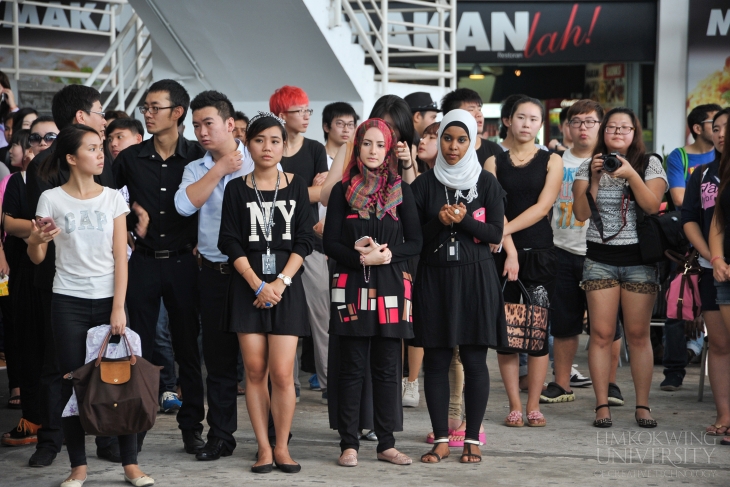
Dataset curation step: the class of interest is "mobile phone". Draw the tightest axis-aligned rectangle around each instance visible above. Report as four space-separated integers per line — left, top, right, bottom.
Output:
355 236 371 246
37 217 57 232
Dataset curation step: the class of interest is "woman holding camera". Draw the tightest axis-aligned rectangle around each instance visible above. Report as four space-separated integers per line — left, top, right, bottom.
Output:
572 107 667 428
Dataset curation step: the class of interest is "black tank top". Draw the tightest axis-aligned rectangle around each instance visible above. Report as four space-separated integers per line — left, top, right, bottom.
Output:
495 149 553 250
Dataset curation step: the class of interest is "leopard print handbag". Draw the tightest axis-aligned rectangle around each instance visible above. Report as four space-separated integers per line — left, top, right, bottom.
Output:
501 279 549 353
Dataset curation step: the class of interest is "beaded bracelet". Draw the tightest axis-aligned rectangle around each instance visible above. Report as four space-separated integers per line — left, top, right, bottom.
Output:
711 256 724 265
255 281 265 296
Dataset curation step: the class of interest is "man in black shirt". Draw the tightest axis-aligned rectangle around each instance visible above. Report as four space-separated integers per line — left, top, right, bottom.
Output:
271 86 330 404
440 88 504 164
24 85 117 468
114 79 206 455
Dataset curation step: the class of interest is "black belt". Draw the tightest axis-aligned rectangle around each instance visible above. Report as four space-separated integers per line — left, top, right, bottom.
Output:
134 247 191 259
200 256 230 275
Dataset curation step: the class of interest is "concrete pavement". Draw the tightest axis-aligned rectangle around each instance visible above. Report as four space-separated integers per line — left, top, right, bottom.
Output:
1 335 728 486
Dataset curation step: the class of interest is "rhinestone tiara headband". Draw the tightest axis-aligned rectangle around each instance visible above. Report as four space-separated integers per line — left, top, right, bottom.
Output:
249 111 286 127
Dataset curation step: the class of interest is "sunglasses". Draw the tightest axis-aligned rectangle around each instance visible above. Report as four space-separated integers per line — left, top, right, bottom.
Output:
29 132 58 145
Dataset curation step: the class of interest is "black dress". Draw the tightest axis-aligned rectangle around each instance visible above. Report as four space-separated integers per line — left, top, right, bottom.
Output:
218 173 315 336
323 182 422 338
411 170 508 348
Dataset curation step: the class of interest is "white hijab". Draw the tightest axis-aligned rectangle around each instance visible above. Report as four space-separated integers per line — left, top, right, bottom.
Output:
433 109 482 202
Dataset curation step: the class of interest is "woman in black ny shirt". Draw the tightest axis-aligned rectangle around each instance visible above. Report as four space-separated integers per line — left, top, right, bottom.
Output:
218 113 314 474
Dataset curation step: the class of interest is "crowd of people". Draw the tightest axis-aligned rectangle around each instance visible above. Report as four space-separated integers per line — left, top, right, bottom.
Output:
0 66 729 485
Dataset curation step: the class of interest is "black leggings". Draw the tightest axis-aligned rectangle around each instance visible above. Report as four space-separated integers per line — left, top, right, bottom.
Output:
52 293 138 467
423 345 489 442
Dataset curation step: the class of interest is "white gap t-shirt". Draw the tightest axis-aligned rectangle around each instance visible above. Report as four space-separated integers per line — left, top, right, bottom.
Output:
552 149 591 255
36 186 130 299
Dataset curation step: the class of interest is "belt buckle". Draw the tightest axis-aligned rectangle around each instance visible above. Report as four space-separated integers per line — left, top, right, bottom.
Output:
155 250 170 259
219 263 230 275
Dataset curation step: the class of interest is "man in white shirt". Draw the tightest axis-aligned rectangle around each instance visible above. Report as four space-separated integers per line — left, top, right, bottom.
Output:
541 100 625 407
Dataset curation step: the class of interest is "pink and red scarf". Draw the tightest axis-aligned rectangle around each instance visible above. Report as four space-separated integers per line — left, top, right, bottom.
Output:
342 118 403 220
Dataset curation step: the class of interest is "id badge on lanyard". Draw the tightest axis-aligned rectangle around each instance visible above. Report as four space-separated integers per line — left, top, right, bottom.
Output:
262 249 276 275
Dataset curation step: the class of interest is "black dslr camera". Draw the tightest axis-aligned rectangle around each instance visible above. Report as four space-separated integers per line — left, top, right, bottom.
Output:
600 152 623 173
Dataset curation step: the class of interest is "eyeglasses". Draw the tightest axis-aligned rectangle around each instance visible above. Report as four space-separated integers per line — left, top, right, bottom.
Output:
605 126 635 135
286 108 314 117
138 106 177 115
701 119 714 125
569 119 599 128
334 120 355 129
29 132 58 145
86 110 106 119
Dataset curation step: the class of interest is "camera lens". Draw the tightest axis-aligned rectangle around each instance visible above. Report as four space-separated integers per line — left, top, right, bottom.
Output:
602 156 621 173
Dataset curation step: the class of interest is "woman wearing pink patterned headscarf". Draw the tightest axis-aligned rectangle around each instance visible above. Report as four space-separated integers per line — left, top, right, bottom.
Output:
323 118 422 467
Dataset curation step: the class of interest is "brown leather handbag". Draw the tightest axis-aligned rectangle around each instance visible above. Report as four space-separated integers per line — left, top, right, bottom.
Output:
501 279 549 353
70 331 161 437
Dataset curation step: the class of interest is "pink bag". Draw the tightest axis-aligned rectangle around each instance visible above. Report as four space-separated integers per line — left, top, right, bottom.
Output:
665 250 702 320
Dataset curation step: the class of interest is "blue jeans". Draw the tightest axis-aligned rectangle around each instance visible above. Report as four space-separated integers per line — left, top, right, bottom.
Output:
662 318 705 381
153 299 177 395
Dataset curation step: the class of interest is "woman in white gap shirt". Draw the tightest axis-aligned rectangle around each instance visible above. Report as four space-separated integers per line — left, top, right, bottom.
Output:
27 124 153 487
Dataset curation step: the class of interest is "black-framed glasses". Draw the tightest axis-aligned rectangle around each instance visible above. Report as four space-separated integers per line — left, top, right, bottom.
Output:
86 109 106 119
569 119 599 128
605 126 635 134
286 108 314 117
29 132 58 145
334 120 355 129
138 105 177 115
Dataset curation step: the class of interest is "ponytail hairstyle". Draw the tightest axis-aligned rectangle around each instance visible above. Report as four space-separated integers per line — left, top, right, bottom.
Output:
38 124 99 183
593 107 646 173
711 108 730 231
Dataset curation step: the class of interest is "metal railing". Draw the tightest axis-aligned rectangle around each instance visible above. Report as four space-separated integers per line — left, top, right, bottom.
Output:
331 0 457 91
0 0 153 113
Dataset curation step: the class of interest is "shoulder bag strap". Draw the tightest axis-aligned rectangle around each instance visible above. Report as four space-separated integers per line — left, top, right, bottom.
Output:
585 187 628 243
679 147 689 181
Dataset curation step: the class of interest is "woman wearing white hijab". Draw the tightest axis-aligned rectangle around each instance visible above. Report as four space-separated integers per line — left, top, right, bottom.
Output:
411 109 508 464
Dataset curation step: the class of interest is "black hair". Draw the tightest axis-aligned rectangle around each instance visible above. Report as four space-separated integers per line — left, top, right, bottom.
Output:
3 111 14 125
147 79 190 126
234 111 249 123
322 102 359 141
106 117 144 137
38 124 100 183
499 94 528 139
104 110 130 122
687 103 723 140
368 95 414 148
190 90 235 122
245 116 287 146
12 107 38 132
440 88 483 115
509 96 545 122
29 115 55 132
10 128 31 151
0 70 10 121
51 85 101 130
559 107 570 124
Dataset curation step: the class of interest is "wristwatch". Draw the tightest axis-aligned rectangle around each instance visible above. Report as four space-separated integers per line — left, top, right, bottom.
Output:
277 273 292 286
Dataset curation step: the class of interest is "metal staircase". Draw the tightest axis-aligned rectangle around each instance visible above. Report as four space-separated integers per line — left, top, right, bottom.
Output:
0 0 152 113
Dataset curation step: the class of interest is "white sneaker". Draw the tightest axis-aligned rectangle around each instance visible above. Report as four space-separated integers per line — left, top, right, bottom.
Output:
569 365 592 388
402 377 407 397
402 379 420 408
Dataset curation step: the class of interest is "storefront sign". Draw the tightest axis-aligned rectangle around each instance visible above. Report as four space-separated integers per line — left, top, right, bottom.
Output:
357 1 657 64
686 0 730 111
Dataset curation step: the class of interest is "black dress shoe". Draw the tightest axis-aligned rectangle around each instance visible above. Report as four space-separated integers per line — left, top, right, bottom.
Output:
182 429 205 454
195 438 232 461
29 448 56 467
273 452 301 474
97 442 122 463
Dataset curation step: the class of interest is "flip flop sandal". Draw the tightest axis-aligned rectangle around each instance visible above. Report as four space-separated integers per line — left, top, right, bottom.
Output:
504 410 524 427
421 438 449 463
526 410 546 427
459 440 482 464
706 424 729 436
426 428 454 444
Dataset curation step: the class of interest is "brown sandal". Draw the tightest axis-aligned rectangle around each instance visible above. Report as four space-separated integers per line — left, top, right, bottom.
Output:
459 439 482 464
421 438 449 463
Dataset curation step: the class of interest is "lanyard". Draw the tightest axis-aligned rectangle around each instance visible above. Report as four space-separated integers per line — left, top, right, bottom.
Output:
251 172 280 254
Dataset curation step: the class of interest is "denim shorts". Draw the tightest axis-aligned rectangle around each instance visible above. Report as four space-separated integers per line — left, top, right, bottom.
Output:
580 258 659 294
714 279 730 305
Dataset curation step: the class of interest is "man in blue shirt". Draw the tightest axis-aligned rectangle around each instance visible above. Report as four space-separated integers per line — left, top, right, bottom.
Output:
174 91 251 460
667 104 722 208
